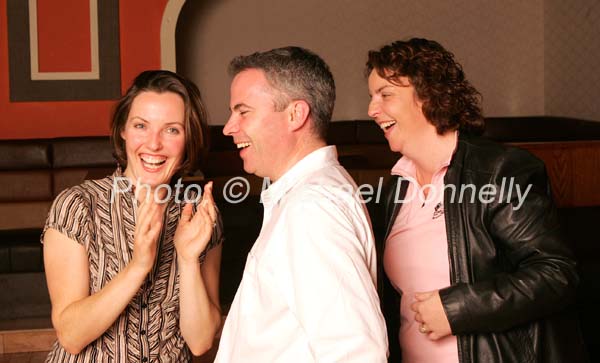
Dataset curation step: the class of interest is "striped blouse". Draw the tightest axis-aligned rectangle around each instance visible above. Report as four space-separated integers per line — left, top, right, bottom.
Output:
42 170 223 363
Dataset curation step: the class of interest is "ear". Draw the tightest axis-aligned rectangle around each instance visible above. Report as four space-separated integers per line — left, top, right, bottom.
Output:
287 100 310 132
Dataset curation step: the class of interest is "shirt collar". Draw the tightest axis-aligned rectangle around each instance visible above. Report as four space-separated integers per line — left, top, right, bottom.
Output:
261 145 338 207
391 130 458 177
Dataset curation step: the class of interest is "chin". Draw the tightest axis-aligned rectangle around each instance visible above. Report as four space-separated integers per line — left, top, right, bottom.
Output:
137 171 173 187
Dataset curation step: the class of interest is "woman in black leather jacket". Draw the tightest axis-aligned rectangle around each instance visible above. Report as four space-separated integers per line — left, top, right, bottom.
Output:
366 38 587 363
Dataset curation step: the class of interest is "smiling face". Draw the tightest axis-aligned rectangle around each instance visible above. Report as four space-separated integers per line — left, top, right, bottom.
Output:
367 70 436 155
120 91 186 189
223 68 292 181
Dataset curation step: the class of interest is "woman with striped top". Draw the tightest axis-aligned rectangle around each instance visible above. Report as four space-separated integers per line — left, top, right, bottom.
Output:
42 70 223 362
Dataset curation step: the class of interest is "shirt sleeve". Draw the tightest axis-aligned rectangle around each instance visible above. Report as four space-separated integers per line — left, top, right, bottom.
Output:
277 189 388 362
41 187 93 247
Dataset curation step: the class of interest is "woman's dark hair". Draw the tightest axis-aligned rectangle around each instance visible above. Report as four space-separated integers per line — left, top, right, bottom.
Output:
366 38 484 135
110 70 209 175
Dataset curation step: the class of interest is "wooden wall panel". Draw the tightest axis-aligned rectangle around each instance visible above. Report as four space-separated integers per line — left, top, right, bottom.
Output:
515 141 600 207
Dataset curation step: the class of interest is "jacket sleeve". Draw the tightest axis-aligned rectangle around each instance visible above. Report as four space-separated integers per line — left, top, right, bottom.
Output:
439 150 579 334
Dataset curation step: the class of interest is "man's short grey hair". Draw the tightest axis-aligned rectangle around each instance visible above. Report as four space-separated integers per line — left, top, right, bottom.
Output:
229 46 335 140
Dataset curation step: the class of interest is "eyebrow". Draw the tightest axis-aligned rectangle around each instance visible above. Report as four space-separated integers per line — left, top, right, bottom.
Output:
231 103 252 112
369 85 394 97
128 116 148 123
128 117 183 125
376 85 394 93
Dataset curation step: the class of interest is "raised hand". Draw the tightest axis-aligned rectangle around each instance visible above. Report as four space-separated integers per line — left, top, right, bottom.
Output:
174 182 217 264
130 192 166 274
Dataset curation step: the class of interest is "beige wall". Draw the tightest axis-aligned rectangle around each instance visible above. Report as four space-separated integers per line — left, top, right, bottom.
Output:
544 0 600 121
176 0 598 125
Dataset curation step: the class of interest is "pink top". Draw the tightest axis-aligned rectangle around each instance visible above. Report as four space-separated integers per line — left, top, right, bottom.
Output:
384 137 459 363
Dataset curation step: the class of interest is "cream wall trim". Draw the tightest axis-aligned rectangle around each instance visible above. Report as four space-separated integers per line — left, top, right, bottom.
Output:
29 0 99 80
161 0 186 71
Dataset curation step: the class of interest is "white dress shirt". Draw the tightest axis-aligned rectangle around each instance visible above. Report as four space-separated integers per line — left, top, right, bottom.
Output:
215 145 388 362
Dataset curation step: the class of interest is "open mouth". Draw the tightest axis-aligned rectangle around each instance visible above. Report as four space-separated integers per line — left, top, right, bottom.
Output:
140 155 166 170
236 142 251 149
379 121 396 131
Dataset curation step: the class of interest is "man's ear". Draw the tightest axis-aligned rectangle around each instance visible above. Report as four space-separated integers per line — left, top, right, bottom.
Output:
288 100 310 132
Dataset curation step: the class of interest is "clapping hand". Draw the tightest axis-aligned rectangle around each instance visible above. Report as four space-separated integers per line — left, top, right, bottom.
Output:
131 191 167 273
174 182 217 264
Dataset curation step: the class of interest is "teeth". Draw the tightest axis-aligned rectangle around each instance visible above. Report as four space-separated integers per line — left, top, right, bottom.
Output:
380 121 396 130
236 142 251 149
141 155 166 165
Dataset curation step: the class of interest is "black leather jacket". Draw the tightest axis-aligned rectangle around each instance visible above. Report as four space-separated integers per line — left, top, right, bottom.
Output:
380 134 588 362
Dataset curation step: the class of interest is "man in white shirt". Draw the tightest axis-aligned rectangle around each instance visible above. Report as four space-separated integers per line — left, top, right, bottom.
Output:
214 46 388 363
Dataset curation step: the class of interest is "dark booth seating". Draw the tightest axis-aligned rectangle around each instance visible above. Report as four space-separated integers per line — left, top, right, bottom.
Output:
1 117 599 359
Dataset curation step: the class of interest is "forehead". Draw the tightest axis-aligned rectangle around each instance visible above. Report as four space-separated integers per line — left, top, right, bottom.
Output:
230 69 275 101
368 70 411 90
131 91 183 108
128 91 185 122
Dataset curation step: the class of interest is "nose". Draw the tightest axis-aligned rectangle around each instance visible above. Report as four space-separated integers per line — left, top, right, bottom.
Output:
223 114 238 136
367 98 380 119
147 130 163 151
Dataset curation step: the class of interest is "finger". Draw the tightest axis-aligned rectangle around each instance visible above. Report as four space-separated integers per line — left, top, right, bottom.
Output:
414 291 434 301
180 203 193 223
204 181 213 198
147 206 164 239
410 301 419 312
202 201 217 227
193 201 212 225
135 200 154 235
155 187 168 202
199 183 213 208
137 191 159 224
149 215 163 238
135 195 150 225
414 312 423 323
195 205 216 236
202 182 217 223
428 332 440 341
143 200 164 234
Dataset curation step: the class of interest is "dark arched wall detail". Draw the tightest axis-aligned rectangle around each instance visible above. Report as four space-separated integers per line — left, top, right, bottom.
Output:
7 0 121 102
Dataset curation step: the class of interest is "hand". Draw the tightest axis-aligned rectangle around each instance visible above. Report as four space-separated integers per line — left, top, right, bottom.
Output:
411 290 452 340
131 192 166 273
174 182 217 265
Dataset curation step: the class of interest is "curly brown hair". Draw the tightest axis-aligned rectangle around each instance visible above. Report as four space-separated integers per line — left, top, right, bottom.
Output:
366 38 484 135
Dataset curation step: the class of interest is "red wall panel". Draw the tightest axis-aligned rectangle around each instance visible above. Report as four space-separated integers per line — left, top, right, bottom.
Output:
0 0 170 139
37 0 92 72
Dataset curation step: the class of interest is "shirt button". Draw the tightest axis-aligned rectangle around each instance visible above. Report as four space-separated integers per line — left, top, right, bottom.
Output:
141 303 148 308
142 357 148 362
140 330 146 335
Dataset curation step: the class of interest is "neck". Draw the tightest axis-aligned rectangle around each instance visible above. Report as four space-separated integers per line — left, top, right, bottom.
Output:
270 134 326 182
406 130 457 185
